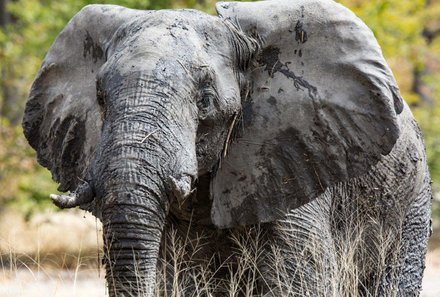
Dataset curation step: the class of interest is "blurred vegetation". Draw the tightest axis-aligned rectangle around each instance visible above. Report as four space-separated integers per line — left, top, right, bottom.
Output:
0 0 439 220
0 120 57 219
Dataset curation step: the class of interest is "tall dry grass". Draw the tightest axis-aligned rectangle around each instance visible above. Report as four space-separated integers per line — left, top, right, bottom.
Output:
0 209 106 297
0 204 415 297
103 210 406 297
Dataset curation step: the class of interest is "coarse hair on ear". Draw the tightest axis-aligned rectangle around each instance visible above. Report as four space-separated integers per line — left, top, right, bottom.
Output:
22 5 148 192
211 0 404 228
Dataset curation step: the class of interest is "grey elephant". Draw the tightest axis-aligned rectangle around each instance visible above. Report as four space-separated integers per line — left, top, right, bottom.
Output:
22 0 432 296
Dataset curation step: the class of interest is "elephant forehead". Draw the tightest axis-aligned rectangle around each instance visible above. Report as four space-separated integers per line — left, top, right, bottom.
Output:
108 10 230 52
101 12 234 77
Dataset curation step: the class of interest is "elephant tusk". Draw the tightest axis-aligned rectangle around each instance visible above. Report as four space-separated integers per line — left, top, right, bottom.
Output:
50 181 95 209
169 175 194 206
50 193 79 209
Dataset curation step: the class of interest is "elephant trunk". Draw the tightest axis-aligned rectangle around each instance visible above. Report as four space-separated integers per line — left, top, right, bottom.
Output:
103 186 165 296
96 74 198 296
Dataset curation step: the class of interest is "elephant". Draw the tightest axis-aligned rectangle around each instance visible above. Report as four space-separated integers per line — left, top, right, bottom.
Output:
22 0 432 296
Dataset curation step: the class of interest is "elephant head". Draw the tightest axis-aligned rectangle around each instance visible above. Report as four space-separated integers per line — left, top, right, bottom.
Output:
23 0 403 295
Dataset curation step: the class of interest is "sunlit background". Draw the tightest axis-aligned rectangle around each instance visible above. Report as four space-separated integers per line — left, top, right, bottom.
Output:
0 0 439 296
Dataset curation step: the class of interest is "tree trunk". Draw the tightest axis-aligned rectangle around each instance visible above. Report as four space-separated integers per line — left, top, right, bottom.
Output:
0 0 9 26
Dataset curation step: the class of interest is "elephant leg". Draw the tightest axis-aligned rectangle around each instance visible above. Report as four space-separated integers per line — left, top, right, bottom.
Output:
157 218 205 297
330 181 404 297
259 193 338 297
356 180 431 297
329 173 431 297
157 217 233 297
395 176 431 297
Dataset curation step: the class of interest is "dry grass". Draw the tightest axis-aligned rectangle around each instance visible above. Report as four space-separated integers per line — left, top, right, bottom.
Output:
146 195 426 297
119 214 405 297
0 209 103 270
0 209 105 297
0 208 438 297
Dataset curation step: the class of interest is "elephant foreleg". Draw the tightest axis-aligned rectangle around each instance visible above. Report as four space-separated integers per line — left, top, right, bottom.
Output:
260 193 338 297
395 175 431 296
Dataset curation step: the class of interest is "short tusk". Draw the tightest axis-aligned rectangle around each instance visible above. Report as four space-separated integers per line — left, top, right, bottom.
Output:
50 193 79 209
169 175 194 203
50 181 95 209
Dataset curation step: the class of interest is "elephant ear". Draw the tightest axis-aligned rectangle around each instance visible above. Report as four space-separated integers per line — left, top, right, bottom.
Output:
22 5 145 192
211 0 404 228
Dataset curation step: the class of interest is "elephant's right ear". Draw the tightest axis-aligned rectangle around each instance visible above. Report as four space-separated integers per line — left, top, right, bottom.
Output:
211 0 404 228
22 5 145 192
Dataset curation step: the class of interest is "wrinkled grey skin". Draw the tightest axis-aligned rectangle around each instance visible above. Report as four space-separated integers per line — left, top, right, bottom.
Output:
22 0 431 296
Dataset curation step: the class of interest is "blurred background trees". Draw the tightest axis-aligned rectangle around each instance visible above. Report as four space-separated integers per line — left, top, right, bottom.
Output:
1 0 439 221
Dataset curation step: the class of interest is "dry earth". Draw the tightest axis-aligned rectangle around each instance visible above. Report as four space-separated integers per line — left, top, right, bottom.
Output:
0 269 106 297
0 210 439 297
422 237 440 297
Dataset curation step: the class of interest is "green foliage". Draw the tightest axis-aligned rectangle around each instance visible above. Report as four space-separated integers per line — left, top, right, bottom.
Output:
0 119 58 217
415 107 440 182
339 0 426 103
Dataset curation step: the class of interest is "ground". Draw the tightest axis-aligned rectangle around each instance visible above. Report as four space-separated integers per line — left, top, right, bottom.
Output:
422 237 440 297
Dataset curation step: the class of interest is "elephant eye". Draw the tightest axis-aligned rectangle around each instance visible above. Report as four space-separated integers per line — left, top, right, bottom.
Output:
198 96 211 109
196 65 219 116
197 87 217 112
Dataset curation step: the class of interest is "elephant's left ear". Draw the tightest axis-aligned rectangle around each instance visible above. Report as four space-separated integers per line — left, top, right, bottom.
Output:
211 0 404 228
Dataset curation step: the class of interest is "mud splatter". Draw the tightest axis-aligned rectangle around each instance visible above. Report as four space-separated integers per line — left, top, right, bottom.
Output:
259 47 317 99
295 21 308 44
83 31 104 63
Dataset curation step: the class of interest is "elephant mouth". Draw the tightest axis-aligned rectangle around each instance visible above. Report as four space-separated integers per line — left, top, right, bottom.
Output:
169 172 214 225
